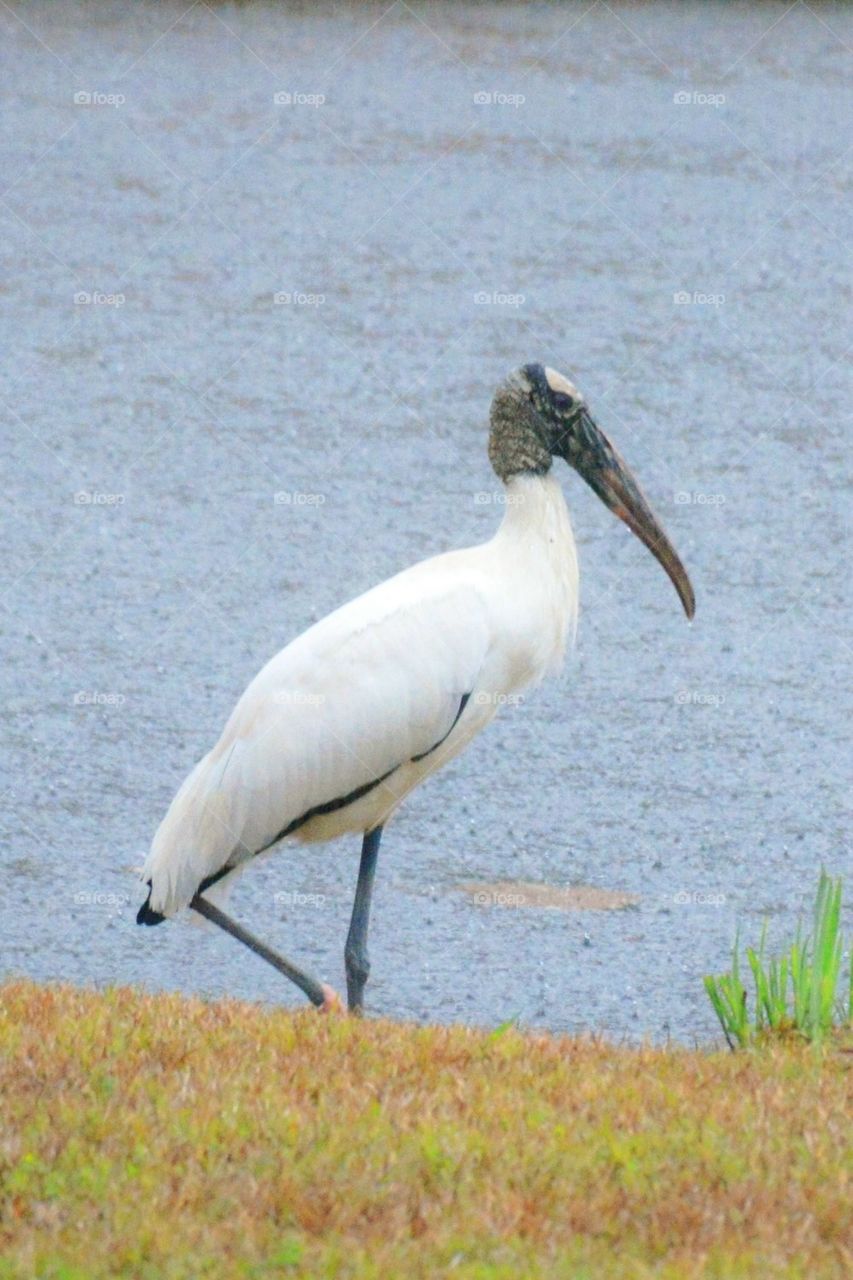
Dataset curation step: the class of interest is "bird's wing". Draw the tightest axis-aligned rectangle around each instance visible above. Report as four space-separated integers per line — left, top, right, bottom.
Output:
142 553 494 915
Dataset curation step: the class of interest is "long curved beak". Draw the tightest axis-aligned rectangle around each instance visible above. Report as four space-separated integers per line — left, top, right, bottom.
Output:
564 409 695 619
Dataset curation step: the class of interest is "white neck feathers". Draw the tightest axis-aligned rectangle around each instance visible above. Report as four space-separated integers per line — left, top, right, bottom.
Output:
493 471 580 656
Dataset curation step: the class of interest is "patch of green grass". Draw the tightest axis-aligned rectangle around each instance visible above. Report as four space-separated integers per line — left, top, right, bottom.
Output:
705 871 851 1048
0 980 850 1278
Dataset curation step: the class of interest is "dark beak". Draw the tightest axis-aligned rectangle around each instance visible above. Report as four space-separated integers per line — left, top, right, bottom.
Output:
563 409 695 619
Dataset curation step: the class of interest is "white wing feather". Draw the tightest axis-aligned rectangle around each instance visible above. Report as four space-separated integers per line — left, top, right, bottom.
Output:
142 551 493 915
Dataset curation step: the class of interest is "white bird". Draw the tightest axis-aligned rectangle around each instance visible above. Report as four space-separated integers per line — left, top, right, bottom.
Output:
138 364 694 1012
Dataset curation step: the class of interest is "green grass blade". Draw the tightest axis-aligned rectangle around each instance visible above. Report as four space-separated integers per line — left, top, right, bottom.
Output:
704 872 848 1047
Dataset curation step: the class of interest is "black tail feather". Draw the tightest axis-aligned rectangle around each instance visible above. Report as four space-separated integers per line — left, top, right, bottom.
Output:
137 863 234 926
136 881 165 926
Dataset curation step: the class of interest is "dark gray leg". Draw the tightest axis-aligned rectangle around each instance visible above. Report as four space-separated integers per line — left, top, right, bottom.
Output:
345 825 383 1013
190 894 340 1011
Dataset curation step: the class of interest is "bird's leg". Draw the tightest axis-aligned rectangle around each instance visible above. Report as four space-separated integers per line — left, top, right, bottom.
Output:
344 825 383 1014
190 894 341 1012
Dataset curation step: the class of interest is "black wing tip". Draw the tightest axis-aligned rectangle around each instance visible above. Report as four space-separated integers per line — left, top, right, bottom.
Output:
136 882 165 926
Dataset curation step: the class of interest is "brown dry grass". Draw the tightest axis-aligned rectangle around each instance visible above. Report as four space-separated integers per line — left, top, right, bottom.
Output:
0 980 850 1279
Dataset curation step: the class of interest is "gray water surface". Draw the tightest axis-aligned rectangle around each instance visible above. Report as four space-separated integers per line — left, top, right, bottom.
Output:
1 1 850 1042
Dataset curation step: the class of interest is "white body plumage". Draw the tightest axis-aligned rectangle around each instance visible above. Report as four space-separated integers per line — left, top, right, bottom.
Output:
142 472 578 918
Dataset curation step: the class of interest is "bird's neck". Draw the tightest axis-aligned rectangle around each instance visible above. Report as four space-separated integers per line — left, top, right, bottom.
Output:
493 471 579 641
495 471 573 546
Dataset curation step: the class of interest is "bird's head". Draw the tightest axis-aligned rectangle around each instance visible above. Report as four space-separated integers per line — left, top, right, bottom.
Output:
489 363 695 619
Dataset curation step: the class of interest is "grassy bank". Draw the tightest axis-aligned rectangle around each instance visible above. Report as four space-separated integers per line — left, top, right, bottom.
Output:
0 982 849 1279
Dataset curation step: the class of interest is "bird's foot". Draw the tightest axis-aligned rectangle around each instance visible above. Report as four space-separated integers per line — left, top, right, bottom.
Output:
317 983 343 1014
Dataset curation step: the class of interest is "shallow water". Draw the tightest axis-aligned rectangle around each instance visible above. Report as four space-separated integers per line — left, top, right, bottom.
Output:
1 1 850 1042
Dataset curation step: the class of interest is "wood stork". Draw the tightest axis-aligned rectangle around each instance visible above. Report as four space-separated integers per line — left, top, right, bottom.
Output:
138 364 694 1013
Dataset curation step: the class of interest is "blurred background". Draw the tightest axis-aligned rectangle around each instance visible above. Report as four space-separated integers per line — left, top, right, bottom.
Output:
1 0 850 1041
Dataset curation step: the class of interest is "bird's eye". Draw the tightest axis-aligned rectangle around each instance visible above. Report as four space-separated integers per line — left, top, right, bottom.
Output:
552 391 574 414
